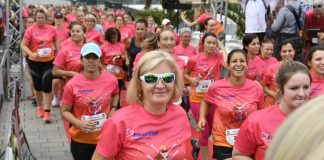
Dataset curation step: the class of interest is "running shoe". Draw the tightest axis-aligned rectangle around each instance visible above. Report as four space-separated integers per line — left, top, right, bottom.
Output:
44 112 51 123
51 96 58 107
191 138 200 160
32 96 37 106
37 107 44 118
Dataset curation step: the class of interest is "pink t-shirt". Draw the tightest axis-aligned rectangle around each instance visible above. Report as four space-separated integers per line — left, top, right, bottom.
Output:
125 23 136 38
310 70 324 99
257 55 279 72
246 56 265 81
234 105 287 160
197 13 211 24
172 54 185 76
55 26 70 48
66 14 77 24
173 44 197 65
53 40 83 78
62 72 119 144
103 22 116 31
205 78 264 147
186 52 224 102
101 41 125 66
261 62 281 107
118 26 131 44
23 24 57 62
132 51 145 72
86 28 104 45
95 103 191 159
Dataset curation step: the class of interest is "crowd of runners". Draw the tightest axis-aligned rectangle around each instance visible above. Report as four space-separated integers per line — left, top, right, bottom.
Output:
18 0 324 159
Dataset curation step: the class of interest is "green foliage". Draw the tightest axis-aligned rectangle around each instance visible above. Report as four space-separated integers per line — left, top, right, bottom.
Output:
227 3 245 38
134 9 165 25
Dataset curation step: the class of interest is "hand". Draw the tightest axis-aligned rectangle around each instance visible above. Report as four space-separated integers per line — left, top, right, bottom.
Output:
69 71 78 77
125 59 130 66
190 77 199 86
29 52 38 59
112 55 120 64
318 32 324 40
197 118 206 133
77 120 96 133
180 12 186 19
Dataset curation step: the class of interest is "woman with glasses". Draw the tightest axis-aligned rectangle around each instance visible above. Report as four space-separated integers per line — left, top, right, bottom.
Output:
233 61 311 160
198 49 264 160
92 51 191 159
61 43 119 160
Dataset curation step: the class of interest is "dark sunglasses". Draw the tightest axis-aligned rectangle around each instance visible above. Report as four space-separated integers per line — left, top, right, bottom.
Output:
140 73 175 84
314 4 322 9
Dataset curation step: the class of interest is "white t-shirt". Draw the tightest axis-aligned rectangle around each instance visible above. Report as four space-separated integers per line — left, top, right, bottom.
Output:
245 0 267 33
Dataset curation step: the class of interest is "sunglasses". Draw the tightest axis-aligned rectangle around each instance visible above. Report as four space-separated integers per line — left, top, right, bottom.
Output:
314 4 322 9
140 73 175 84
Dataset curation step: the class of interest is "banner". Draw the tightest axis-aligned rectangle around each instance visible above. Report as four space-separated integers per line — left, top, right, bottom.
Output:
5 81 34 160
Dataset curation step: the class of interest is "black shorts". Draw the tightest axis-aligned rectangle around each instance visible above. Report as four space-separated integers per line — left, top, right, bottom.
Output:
70 139 96 160
213 145 233 160
26 59 53 93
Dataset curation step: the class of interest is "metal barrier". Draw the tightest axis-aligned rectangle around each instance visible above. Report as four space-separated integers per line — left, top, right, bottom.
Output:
2 80 35 160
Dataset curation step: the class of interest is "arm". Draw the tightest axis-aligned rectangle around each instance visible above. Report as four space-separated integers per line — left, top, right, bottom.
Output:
262 85 277 99
217 39 228 68
232 147 253 160
91 151 112 160
21 40 38 59
108 94 119 117
184 68 198 86
124 39 131 66
52 66 78 78
180 12 199 27
60 103 95 133
197 100 211 132
271 8 286 32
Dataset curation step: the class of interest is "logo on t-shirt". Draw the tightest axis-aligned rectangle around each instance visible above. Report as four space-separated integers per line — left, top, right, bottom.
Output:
126 129 159 141
261 131 272 143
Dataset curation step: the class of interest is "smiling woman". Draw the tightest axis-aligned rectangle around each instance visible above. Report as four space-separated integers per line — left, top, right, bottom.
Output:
92 51 191 160
198 49 264 160
233 61 311 160
61 43 120 160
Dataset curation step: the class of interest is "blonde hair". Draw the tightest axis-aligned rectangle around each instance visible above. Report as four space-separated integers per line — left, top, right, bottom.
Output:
266 95 324 160
126 51 184 104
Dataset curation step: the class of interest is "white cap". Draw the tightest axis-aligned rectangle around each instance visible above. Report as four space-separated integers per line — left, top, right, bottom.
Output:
161 18 171 25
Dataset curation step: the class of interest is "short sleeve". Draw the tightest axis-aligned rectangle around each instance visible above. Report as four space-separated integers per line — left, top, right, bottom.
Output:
234 117 257 155
62 82 75 106
22 27 32 42
257 85 265 109
53 50 67 68
95 118 122 158
185 56 196 72
204 83 217 105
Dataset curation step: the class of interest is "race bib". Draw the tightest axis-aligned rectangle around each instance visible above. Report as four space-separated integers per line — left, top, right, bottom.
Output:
196 79 214 93
225 128 239 146
312 38 318 44
178 56 189 64
37 48 51 57
107 64 120 74
81 113 107 131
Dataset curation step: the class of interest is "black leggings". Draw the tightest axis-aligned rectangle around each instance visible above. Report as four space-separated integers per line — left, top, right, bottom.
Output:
27 59 53 93
213 145 233 160
70 139 96 160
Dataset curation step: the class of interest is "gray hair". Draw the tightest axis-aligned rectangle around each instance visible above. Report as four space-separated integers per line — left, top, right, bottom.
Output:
179 27 191 36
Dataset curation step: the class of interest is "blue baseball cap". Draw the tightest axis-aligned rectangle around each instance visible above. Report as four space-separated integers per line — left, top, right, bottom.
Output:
81 42 102 58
